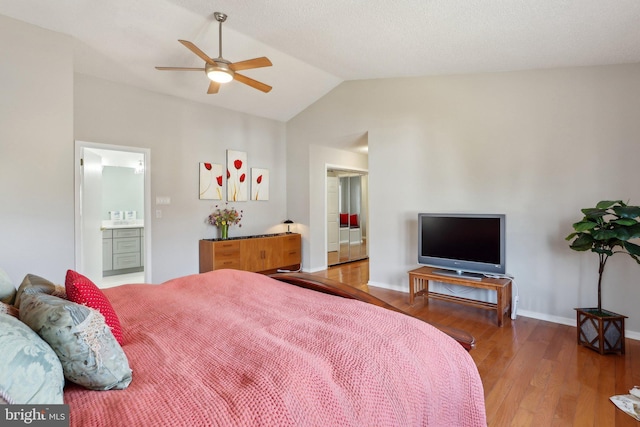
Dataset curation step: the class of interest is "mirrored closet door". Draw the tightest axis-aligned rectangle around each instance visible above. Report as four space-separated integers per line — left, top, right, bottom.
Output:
327 169 368 266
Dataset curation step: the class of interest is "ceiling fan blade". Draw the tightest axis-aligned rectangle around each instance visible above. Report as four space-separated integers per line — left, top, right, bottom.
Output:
234 73 272 93
207 81 221 94
155 67 205 71
178 40 216 65
229 57 272 71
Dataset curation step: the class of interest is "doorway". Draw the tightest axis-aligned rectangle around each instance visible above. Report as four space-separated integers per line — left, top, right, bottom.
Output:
74 141 151 287
327 169 368 266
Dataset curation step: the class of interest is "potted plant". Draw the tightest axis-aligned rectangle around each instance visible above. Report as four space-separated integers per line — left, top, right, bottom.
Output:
566 200 640 354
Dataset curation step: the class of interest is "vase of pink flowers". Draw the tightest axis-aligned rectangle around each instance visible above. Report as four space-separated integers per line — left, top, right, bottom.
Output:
206 203 243 239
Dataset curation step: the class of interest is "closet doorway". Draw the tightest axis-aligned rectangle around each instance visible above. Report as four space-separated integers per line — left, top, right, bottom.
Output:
327 169 368 266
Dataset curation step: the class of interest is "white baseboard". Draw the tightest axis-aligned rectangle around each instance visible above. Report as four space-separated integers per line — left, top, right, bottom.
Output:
516 309 640 341
516 309 574 327
302 266 325 273
367 281 640 341
368 280 406 292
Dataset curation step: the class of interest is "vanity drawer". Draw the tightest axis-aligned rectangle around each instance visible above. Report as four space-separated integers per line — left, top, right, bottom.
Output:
113 237 141 254
113 228 141 238
113 252 141 270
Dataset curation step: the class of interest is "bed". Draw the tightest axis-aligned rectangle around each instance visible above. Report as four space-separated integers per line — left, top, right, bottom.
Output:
6 269 486 426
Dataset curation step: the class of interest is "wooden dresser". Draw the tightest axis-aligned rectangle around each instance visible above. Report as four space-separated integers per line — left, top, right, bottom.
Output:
199 233 301 274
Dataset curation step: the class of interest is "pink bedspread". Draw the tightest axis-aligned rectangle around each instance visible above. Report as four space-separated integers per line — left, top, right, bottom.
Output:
64 269 486 426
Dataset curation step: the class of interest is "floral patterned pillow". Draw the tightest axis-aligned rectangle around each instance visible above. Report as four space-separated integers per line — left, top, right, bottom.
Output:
13 274 61 309
19 293 132 390
0 313 64 404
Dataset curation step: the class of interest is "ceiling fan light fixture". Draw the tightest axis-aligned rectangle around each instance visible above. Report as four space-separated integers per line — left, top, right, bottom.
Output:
207 69 233 83
206 62 234 83
156 12 272 93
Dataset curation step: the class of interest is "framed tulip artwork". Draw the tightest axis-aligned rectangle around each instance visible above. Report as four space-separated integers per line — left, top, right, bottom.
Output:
199 162 223 200
251 168 269 201
227 150 248 202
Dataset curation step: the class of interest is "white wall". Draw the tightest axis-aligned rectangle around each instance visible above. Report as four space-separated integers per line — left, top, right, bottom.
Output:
0 15 288 286
287 64 640 334
75 74 287 283
286 140 368 272
0 15 74 285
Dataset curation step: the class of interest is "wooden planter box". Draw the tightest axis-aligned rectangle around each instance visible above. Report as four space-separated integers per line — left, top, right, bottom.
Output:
575 308 627 355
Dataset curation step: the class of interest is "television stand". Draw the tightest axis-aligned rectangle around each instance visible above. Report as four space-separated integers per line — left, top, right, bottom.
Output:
431 269 484 281
408 266 512 327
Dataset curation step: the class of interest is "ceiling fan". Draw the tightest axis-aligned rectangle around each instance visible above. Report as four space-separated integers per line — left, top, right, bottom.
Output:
155 12 272 94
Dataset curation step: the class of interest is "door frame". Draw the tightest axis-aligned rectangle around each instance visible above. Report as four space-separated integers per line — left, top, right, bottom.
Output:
325 164 368 268
74 140 152 283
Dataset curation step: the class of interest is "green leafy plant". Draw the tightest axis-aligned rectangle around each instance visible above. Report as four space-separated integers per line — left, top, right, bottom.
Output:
566 200 640 313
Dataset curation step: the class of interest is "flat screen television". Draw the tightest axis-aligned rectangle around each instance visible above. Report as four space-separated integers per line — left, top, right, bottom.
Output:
418 213 506 280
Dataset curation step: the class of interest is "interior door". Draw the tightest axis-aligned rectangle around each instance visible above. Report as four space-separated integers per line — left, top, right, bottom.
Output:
327 176 339 252
79 149 103 284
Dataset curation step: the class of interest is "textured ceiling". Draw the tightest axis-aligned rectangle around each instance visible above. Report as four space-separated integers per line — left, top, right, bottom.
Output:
2 0 640 121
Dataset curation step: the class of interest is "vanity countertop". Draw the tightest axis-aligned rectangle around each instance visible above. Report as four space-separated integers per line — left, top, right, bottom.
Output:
102 220 144 230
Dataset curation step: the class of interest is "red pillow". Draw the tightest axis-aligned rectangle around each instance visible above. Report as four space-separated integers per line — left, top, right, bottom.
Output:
65 270 124 345
340 213 348 226
350 214 359 228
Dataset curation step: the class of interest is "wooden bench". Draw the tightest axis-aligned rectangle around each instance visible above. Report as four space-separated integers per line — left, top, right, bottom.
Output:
409 266 512 327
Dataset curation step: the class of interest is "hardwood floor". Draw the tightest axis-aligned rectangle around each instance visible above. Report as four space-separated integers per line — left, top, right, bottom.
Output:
311 260 640 426
327 241 368 266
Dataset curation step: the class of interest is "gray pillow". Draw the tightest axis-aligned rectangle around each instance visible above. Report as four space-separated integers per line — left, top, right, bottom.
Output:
0 268 15 305
19 293 132 390
14 274 58 309
0 313 64 404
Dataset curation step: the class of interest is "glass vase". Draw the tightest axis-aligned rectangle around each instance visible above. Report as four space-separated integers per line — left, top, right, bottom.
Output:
220 224 229 239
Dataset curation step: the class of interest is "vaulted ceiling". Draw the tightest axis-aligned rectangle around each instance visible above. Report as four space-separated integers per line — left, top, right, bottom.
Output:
2 0 640 121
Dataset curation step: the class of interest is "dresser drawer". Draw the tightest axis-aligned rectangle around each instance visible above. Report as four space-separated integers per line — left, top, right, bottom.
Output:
282 248 300 265
282 235 300 250
113 237 141 254
213 258 241 269
282 234 300 265
214 240 240 254
213 240 240 269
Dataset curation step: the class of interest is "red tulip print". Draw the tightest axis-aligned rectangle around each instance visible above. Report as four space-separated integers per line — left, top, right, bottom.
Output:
199 162 222 200
252 169 269 201
227 151 247 201
216 175 223 199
